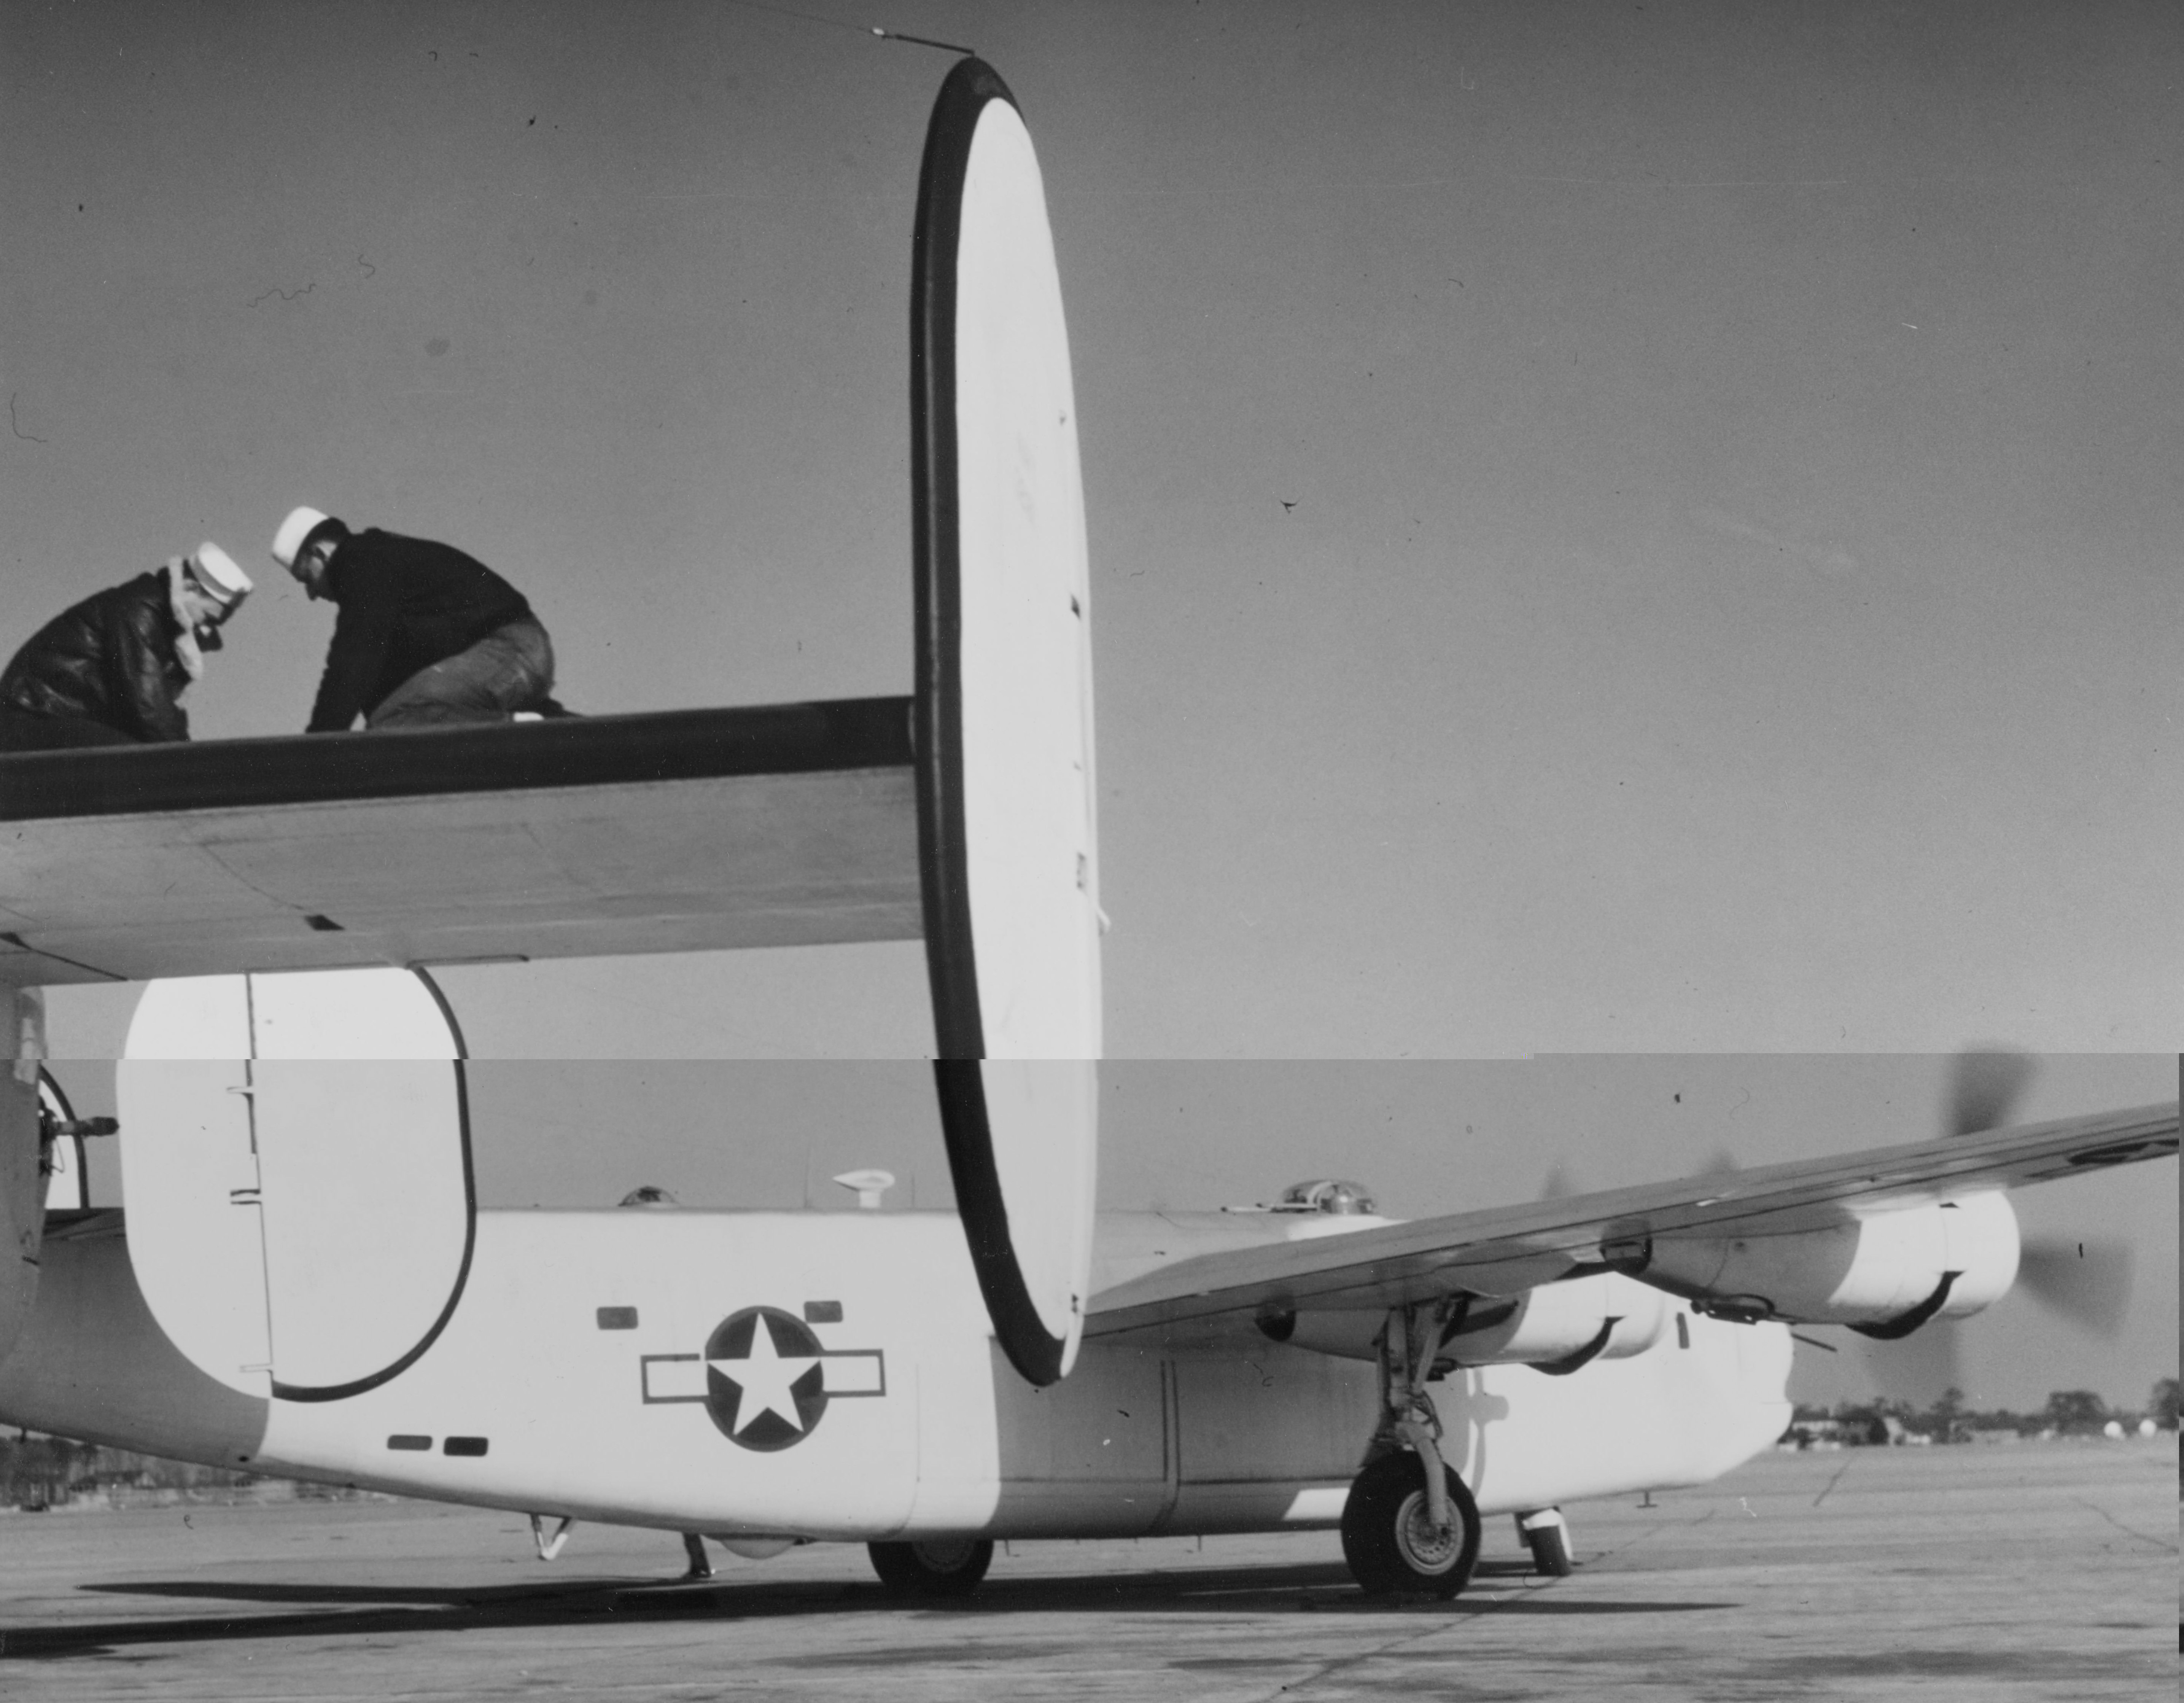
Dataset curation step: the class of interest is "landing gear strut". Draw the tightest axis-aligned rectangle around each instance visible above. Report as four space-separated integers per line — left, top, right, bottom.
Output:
1341 1303 1482 1597
1515 1507 1574 1576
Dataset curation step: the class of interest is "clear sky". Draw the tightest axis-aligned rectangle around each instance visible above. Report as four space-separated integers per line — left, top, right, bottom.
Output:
6 0 2177 1054
8 6 2178 1409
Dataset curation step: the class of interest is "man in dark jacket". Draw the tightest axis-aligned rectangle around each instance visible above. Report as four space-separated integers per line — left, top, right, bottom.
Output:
0 544 253 752
272 506 560 732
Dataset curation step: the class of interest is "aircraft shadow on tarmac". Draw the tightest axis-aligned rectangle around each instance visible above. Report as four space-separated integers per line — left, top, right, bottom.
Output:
6 1561 1735 1661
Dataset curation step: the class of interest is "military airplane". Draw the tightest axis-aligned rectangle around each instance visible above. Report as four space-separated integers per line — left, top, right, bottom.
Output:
0 61 2174 1600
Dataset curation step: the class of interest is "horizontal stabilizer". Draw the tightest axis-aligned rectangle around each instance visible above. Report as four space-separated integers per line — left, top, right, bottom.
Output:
0 699 917 985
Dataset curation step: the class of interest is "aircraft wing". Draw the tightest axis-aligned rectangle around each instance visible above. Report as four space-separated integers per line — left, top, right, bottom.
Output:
1083 1102 2179 1337
0 699 918 985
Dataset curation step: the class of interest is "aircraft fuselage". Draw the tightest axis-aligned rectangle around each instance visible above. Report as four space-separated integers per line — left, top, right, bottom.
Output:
0 1206 1791 1542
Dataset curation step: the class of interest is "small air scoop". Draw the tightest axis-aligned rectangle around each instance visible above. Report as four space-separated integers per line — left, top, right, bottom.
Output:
833 1169 896 1211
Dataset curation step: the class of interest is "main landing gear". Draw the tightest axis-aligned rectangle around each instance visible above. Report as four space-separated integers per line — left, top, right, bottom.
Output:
1342 1452 1483 1596
1341 1303 1483 1598
867 1536 994 1598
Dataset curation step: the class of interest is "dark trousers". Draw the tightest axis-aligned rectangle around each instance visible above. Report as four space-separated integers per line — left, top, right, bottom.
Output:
366 616 556 729
0 707 141 752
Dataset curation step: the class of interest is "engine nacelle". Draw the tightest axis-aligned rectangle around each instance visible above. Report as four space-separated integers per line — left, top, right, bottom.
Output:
1440 1272 1670 1370
1602 1193 2019 1330
1260 1272 1669 1374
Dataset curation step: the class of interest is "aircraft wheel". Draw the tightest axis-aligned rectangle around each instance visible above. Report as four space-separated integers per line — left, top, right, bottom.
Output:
1340 1452 1482 1598
1519 1510 1574 1577
867 1536 994 1597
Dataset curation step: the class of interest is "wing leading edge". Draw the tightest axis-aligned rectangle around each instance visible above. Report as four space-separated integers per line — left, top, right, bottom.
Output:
1083 1102 2179 1339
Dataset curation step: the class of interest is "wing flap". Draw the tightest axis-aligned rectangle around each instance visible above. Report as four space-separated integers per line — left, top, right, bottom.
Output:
1083 1103 2179 1339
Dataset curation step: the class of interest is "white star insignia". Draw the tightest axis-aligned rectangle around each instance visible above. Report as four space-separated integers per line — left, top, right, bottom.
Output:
710 1321 819 1435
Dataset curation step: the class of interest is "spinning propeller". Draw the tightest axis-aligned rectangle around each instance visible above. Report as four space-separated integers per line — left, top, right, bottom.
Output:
1869 1051 2135 1405
1947 1050 2134 1333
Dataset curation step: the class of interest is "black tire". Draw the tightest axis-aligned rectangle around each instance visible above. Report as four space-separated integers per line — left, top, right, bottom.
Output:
1341 1451 1483 1598
867 1536 994 1597
1523 1517 1574 1577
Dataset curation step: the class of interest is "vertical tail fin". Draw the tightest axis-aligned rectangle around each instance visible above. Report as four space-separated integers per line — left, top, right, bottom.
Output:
120 968 472 1402
911 61 1100 1385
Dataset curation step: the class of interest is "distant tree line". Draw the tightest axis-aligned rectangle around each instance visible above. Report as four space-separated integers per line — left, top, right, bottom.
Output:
0 1431 369 1510
1788 1377 2179 1447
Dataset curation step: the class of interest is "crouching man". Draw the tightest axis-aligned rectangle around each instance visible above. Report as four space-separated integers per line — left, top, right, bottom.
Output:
0 544 252 752
272 506 562 732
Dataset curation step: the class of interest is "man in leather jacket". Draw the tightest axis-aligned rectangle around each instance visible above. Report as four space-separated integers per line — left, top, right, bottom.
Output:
271 506 562 732
0 544 253 752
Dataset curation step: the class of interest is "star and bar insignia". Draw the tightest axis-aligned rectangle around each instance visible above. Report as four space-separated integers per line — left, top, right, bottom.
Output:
640 1306 885 1451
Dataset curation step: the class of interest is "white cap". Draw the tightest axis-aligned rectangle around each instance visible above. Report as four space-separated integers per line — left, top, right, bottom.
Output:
186 541 254 603
271 505 331 570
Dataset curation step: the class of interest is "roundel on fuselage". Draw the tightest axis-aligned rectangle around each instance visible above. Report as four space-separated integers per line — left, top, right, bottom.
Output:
910 59 1099 1388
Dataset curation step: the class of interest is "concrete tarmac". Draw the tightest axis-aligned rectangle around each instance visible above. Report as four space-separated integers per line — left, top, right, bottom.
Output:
0 1439 2173 1701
